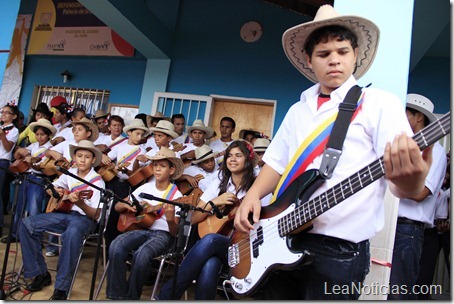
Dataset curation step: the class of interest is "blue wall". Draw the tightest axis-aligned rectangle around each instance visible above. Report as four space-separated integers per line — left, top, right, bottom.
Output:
16 0 450 132
408 56 450 114
18 0 147 119
166 0 312 131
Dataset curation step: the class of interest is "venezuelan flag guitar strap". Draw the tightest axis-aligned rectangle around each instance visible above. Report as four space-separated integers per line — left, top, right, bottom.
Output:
155 183 179 219
271 85 366 202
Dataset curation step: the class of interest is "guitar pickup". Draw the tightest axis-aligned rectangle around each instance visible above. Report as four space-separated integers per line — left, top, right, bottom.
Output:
228 243 239 267
252 226 263 258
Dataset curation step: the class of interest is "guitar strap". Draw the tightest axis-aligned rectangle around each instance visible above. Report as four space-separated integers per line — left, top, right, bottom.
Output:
319 85 365 179
155 183 179 220
271 85 367 202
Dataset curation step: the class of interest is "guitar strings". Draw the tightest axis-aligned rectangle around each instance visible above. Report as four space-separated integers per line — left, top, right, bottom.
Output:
230 114 450 272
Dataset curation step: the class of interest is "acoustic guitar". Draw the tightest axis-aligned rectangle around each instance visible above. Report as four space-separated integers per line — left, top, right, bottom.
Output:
40 158 70 176
118 188 203 232
46 189 93 213
127 163 154 187
198 197 242 238
96 161 130 182
9 156 42 174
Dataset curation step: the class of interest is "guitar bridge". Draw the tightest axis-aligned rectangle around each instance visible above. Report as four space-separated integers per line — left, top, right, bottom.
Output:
228 243 239 267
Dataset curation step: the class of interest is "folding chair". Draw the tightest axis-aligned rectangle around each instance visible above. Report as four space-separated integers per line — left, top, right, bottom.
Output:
42 198 113 299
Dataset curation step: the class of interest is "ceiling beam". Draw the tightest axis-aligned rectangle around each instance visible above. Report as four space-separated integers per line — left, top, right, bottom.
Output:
78 0 173 59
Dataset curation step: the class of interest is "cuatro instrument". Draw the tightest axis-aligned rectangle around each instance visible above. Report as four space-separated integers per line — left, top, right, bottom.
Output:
46 189 93 213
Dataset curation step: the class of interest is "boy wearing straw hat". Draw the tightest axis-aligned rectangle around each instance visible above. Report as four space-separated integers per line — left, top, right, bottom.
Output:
106 147 183 300
2 119 57 243
178 144 219 192
234 5 432 300
180 119 214 165
19 140 105 300
388 94 447 300
102 118 149 248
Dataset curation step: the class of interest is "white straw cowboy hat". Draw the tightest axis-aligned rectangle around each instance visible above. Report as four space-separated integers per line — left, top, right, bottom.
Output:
406 93 437 123
282 4 380 83
192 145 219 165
253 138 271 152
71 117 99 142
149 120 179 139
123 118 151 137
149 111 171 122
92 109 110 120
186 119 214 139
29 118 57 136
146 146 184 180
69 140 103 167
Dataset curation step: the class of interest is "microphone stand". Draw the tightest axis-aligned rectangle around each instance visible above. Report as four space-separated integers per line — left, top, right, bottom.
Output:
55 166 129 300
0 166 25 300
138 192 212 300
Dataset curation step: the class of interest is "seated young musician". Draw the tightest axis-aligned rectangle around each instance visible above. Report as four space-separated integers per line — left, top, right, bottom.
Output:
177 144 219 192
18 140 105 300
155 140 269 300
106 147 184 300
6 119 56 243
101 118 149 248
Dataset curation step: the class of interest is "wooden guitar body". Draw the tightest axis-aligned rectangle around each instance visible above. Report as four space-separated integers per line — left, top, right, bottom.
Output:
117 204 162 232
40 158 70 176
198 198 241 238
9 159 31 174
127 163 154 187
97 163 118 182
46 189 93 213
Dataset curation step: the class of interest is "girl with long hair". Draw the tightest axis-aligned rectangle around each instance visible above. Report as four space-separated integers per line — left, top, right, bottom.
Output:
156 140 264 300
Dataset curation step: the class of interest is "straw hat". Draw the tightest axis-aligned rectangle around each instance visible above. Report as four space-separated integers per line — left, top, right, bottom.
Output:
69 140 102 168
146 146 184 180
123 118 151 137
92 109 110 120
150 111 171 122
29 118 57 136
282 4 380 83
186 119 214 139
253 138 271 152
192 145 219 165
239 129 261 140
71 117 99 142
149 120 179 139
406 94 437 123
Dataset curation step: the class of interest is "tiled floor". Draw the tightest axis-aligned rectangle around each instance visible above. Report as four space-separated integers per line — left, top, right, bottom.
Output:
0 214 179 300
0 214 232 301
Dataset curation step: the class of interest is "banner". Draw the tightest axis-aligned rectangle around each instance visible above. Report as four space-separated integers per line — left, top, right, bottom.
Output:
0 14 32 108
27 0 134 56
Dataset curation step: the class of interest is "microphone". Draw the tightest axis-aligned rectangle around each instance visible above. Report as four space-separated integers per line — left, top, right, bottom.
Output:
131 194 144 216
44 178 60 199
208 201 223 219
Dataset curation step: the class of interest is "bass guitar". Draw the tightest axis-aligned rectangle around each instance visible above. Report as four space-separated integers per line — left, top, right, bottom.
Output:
198 197 242 238
46 189 93 213
227 112 451 297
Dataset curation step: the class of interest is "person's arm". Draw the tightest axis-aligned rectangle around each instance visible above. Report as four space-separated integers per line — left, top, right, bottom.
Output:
191 192 237 225
71 193 102 220
234 164 281 232
384 133 432 199
0 128 15 152
163 203 179 236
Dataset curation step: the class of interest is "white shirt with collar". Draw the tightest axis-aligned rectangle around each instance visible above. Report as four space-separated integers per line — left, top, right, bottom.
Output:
398 142 447 226
52 167 105 221
263 76 414 243
132 178 182 232
0 124 18 160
